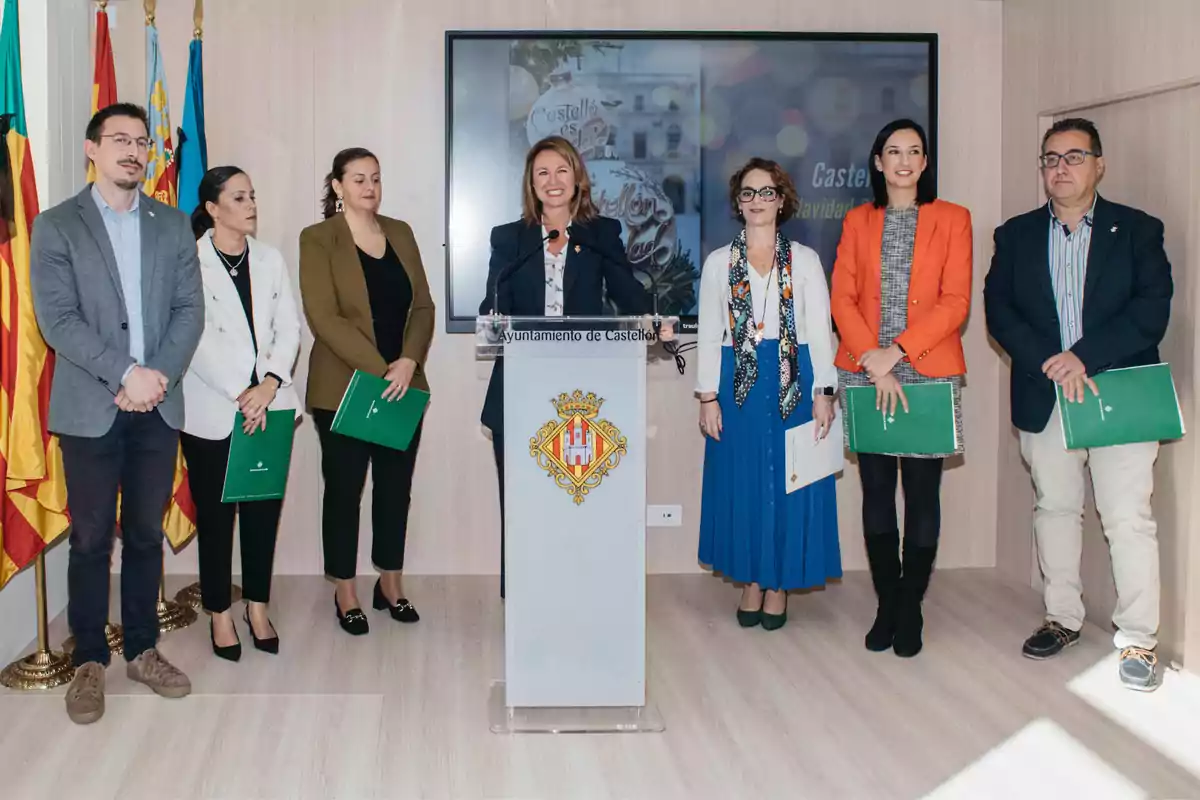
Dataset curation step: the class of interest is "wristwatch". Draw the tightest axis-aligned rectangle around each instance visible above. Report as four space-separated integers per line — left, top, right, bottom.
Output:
814 386 835 396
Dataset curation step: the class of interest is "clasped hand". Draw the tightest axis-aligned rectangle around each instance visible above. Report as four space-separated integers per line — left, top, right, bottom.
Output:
383 357 417 401
238 378 279 435
1042 351 1098 403
114 366 168 413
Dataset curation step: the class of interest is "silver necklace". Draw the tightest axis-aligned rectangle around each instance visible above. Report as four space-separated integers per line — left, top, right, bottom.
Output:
213 240 248 277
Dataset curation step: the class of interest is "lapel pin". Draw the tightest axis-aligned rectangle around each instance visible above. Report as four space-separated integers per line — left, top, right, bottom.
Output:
1110 225 1117 233
574 244 581 253
148 210 155 218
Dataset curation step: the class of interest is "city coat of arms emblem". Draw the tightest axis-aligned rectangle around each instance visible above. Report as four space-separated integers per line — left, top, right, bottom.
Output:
529 390 627 505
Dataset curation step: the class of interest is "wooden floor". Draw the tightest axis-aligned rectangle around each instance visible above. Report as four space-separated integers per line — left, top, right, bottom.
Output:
1 571 1197 799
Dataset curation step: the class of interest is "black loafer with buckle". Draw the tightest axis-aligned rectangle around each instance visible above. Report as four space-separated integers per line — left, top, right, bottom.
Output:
335 594 369 636
373 579 420 623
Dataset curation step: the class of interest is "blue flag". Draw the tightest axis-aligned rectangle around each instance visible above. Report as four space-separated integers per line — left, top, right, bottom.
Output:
177 36 206 216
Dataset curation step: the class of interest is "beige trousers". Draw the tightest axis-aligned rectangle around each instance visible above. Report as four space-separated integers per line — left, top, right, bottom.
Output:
1019 406 1160 650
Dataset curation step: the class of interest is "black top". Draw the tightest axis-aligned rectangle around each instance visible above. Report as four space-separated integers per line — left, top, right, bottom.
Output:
214 244 259 387
357 241 412 364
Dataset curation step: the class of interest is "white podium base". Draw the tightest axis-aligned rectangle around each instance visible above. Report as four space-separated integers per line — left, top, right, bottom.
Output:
487 680 665 734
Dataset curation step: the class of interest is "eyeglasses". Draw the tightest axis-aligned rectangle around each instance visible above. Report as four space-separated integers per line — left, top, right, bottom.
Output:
99 134 152 151
737 186 779 203
1039 149 1097 169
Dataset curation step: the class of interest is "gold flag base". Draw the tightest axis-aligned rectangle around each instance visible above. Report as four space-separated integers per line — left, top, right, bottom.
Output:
0 648 75 691
62 623 125 658
156 596 197 633
173 581 242 613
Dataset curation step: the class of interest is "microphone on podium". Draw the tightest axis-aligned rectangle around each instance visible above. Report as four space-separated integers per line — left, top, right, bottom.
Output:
490 228 560 321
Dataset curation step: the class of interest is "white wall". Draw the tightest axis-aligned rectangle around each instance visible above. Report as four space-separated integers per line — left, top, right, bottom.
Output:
0 0 91 665
106 0 1004 582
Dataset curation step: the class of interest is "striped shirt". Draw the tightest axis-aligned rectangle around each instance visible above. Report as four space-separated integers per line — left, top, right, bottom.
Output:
1047 197 1096 349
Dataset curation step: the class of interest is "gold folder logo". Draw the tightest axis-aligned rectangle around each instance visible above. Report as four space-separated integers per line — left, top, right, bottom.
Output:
529 390 627 505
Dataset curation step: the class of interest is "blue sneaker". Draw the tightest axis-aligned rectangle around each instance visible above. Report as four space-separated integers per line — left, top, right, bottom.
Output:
1118 647 1160 692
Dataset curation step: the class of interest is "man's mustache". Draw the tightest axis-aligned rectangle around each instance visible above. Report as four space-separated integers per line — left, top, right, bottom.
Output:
119 159 145 169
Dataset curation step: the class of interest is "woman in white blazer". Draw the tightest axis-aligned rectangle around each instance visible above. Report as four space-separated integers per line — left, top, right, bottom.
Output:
183 166 301 661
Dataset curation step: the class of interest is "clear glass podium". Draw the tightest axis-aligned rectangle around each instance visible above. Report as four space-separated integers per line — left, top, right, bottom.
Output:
477 314 675 734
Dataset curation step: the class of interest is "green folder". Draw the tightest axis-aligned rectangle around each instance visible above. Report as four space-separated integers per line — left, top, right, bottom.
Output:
846 382 957 455
221 410 297 503
330 370 429 451
1057 363 1185 450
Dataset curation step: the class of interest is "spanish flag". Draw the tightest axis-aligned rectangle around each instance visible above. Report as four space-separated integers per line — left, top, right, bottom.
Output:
86 1 117 185
0 0 70 588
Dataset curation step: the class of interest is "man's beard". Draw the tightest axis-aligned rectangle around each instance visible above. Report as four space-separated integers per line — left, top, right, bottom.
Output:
114 177 141 191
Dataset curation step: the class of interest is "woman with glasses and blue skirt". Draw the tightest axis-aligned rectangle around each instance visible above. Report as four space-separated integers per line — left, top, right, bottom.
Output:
696 158 841 631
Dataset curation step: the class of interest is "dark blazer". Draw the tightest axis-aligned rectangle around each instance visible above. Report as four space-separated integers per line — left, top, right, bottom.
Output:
983 195 1173 433
479 215 649 434
298 212 435 412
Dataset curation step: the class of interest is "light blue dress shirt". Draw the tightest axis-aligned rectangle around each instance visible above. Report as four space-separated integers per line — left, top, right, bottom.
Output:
1047 195 1096 350
90 184 144 369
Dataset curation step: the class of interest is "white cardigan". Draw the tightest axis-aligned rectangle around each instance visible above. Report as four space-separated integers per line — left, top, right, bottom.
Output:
182 231 302 440
695 241 838 398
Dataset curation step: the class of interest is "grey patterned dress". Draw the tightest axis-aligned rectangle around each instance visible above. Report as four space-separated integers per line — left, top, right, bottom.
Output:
838 207 965 458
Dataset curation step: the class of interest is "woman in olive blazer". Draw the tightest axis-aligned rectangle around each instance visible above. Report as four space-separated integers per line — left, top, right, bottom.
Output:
299 147 434 636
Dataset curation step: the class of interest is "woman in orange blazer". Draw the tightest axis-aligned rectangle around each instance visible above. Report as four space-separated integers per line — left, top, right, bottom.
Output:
830 119 972 659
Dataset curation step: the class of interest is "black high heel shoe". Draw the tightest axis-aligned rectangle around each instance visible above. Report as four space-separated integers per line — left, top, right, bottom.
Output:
210 615 242 661
373 579 419 623
761 592 788 631
243 606 280 654
334 593 369 636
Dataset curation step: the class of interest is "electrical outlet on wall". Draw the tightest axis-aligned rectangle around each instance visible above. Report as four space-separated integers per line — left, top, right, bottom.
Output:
647 505 682 527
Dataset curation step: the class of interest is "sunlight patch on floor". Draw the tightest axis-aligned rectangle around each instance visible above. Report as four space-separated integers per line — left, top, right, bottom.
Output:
923 718 1148 799
1068 652 1200 781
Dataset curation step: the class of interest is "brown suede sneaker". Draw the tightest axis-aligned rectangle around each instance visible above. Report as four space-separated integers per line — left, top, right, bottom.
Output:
65 661 106 725
126 649 191 698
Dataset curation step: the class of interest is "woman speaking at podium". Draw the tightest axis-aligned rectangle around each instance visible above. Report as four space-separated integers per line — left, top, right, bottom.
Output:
479 135 650 598
696 158 841 631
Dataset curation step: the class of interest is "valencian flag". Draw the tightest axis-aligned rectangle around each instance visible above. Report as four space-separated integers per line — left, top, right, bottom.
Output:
0 0 70 588
86 1 117 185
143 11 176 206
137 3 196 549
176 8 206 216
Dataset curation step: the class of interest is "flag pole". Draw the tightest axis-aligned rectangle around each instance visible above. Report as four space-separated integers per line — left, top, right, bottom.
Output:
174 0 238 614
0 554 75 690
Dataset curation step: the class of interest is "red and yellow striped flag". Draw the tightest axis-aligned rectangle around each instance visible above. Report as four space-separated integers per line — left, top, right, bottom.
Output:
85 1 117 185
0 0 70 589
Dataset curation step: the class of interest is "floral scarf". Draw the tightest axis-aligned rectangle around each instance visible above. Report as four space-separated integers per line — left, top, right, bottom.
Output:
726 228 799 419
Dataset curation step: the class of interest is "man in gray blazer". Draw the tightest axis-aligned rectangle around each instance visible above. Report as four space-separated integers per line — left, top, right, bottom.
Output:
30 103 204 724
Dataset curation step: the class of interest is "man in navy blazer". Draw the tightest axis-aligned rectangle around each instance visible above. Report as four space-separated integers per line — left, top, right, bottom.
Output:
984 118 1172 691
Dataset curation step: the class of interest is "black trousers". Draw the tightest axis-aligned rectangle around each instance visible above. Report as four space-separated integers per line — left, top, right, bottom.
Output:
59 411 178 667
492 432 505 598
180 432 283 613
858 453 944 547
312 409 422 580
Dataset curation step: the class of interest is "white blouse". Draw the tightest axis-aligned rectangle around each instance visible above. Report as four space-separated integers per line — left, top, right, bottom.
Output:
695 241 838 398
543 226 569 317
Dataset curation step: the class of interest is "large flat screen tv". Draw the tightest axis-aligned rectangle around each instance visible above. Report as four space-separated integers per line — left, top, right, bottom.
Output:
445 31 937 333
